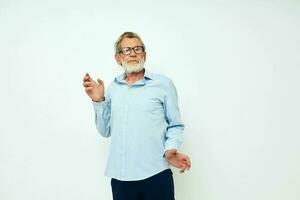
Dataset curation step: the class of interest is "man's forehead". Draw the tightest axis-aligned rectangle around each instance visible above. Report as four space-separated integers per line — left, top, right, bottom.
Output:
120 38 143 47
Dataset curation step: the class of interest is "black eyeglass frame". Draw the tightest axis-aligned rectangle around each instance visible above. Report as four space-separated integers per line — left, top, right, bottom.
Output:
118 46 145 55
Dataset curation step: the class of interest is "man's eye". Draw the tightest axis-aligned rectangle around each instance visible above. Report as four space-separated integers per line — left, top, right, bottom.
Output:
122 48 130 52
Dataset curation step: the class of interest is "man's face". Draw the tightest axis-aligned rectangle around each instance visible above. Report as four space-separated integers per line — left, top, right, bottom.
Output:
115 38 146 69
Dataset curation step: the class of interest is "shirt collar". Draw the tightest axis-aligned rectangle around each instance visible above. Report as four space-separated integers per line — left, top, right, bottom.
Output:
115 68 153 85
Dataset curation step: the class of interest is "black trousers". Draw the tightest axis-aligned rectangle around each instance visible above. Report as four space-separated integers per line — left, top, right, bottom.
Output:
111 169 175 200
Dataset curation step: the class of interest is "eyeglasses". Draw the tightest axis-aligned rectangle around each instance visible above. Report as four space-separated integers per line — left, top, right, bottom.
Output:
119 46 145 55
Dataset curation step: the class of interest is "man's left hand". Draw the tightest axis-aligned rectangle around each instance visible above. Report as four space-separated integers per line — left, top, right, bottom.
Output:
165 149 191 173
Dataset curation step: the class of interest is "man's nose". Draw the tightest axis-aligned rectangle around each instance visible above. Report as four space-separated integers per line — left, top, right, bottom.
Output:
129 49 137 56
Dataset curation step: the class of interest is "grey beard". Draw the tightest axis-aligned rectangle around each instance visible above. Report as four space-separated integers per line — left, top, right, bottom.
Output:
121 58 145 74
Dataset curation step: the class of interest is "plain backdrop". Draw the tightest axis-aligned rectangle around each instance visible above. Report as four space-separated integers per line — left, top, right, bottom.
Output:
0 0 299 200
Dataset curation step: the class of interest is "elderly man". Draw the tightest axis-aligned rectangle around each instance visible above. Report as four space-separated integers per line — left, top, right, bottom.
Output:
83 32 191 200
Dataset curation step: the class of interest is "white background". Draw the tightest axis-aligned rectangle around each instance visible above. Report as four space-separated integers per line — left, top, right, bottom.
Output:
0 0 299 200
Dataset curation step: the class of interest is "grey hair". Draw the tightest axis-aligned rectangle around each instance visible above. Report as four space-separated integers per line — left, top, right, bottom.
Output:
114 32 146 54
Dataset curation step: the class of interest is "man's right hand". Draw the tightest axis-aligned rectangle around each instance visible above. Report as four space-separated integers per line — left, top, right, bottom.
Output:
83 73 105 102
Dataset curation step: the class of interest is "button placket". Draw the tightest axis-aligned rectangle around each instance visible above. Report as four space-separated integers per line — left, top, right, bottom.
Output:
121 86 131 178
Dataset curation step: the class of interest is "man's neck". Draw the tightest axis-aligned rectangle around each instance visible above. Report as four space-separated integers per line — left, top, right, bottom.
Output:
125 69 145 85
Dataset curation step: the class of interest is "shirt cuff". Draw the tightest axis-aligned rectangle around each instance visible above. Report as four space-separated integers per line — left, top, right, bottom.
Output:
163 141 180 157
92 100 105 113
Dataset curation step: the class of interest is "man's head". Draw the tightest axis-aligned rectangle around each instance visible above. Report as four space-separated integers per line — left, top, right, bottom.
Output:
114 32 146 74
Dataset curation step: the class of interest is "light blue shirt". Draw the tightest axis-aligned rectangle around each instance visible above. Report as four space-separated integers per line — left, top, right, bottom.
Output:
92 69 184 181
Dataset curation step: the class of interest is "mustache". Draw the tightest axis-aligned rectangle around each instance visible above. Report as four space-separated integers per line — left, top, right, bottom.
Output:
128 60 139 63
120 57 145 65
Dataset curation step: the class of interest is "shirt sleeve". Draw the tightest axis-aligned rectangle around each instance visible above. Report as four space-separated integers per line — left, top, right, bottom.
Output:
163 79 184 154
92 84 112 138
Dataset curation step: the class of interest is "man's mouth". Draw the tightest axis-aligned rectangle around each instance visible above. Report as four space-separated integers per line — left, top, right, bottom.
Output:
128 60 139 63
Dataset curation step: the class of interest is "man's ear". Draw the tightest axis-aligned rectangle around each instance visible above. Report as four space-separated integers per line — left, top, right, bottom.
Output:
115 54 122 65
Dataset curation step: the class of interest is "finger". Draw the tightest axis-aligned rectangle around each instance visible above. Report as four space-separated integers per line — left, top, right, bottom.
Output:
186 156 191 168
83 76 90 82
97 78 103 85
83 73 91 81
183 162 190 171
180 167 186 173
182 156 191 168
182 161 190 170
182 160 189 168
179 163 188 173
83 81 93 87
180 167 184 173
85 87 93 92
